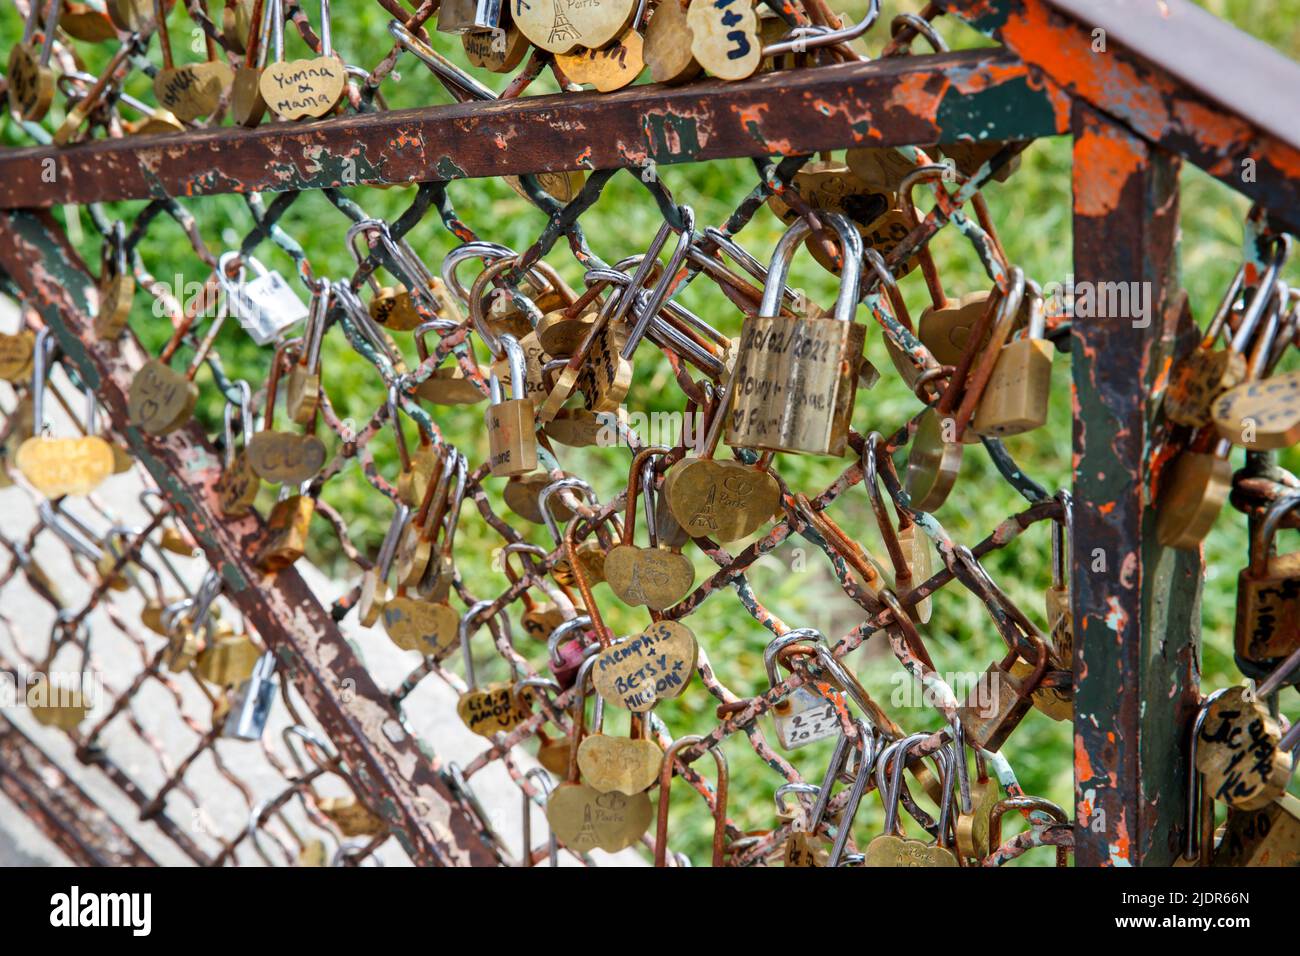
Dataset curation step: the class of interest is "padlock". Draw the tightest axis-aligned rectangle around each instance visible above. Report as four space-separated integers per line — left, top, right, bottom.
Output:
953 729 999 863
547 616 593 691
216 380 261 517
546 656 653 854
485 333 538 478
776 782 830 867
1235 491 1300 663
224 650 279 740
16 330 114 498
284 279 329 425
986 796 1071 866
196 631 263 687
418 451 468 602
358 504 409 628
257 486 315 572
604 447 695 611
971 281 1053 436
1046 499 1073 664
218 251 308 347
1214 794 1300 866
258 0 347 121
957 639 1047 753
456 600 533 738
764 630 842 750
576 695 663 796
231 0 275 126
726 213 865 456
415 319 489 405
501 543 569 641
95 221 134 341
1157 285 1286 550
1164 264 1251 427
538 477 611 588
437 0 502 33
1195 685 1292 810
0 329 35 382
8 0 62 121
861 734 958 867
152 0 234 123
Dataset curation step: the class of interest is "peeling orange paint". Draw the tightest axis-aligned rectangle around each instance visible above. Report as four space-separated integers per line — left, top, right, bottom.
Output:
1074 125 1144 217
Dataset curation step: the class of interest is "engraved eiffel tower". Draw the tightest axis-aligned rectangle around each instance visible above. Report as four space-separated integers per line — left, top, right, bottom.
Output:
548 0 581 44
576 804 598 847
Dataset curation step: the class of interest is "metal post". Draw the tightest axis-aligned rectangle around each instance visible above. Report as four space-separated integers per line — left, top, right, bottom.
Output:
1071 103 1201 866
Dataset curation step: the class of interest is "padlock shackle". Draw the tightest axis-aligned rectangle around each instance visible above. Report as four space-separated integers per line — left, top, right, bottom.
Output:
459 598 503 690
987 795 1069 862
488 332 528 402
563 516 607 644
1249 489 1300 574
759 213 863 322
619 445 671 547
548 615 591 666
389 19 497 103
470 256 535 357
1229 233 1290 353
763 627 825 688
621 206 695 361
862 431 914 585
29 327 54 434
655 734 729 868
827 722 882 866
538 476 599 545
297 278 330 373
221 379 254 466
774 781 821 818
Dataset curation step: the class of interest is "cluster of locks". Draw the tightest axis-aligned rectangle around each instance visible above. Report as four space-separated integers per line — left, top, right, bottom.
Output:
8 0 908 141
1 0 1297 869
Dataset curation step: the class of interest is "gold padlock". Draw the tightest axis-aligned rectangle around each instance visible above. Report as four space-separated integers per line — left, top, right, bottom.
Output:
726 214 865 457
284 280 329 426
485 334 537 478
957 640 1047 753
257 490 315 572
971 282 1053 437
1235 491 1300 663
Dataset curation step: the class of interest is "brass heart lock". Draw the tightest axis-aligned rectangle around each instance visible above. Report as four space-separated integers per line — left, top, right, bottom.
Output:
258 0 347 121
246 338 327 485
605 447 695 611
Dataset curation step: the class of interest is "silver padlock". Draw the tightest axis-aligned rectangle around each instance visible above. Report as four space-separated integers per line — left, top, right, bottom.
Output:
218 251 308 346
225 650 278 740
437 0 502 34
765 629 843 750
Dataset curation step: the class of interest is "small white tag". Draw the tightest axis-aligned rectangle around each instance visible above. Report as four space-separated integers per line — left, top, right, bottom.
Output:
229 270 308 345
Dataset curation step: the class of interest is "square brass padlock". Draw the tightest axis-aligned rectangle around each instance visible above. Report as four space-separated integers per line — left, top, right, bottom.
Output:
725 215 865 457
956 649 1043 752
257 494 315 572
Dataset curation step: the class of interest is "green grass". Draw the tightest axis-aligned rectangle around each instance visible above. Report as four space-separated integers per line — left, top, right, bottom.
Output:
2 0 1298 865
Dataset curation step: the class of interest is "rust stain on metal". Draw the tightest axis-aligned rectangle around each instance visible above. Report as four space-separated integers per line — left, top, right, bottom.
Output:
1072 124 1143 217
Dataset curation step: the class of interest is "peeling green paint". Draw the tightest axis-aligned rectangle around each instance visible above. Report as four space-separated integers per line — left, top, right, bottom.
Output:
434 156 468 180
935 73 1056 143
643 112 704 163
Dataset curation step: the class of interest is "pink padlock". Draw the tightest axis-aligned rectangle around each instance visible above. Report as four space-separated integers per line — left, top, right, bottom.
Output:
547 618 593 691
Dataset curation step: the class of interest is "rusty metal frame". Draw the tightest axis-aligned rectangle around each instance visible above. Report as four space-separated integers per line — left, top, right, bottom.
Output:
0 713 159 866
0 0 1297 866
0 210 499 867
0 47 1066 206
